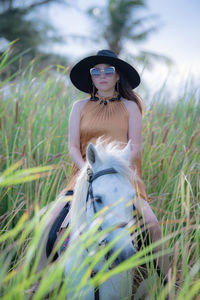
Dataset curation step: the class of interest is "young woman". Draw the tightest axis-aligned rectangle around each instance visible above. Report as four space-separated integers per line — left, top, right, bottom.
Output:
40 50 169 284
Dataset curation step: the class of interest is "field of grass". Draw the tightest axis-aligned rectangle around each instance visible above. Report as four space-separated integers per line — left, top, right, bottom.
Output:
0 54 200 299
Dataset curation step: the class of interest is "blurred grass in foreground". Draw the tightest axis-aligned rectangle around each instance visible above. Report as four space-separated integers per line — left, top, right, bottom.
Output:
0 53 199 299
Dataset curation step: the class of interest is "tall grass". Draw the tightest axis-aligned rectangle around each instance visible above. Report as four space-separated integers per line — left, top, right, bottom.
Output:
0 54 199 299
0 58 80 219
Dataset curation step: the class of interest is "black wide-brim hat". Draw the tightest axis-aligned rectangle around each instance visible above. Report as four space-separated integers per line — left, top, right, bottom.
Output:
70 49 140 93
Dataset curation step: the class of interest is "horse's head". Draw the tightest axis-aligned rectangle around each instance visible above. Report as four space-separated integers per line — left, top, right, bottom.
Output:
83 140 137 266
65 141 143 300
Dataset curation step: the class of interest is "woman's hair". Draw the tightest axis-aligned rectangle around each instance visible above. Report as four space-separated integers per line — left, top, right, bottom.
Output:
117 70 144 115
88 66 144 115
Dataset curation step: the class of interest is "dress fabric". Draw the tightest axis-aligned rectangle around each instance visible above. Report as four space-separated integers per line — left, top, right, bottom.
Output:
66 97 148 201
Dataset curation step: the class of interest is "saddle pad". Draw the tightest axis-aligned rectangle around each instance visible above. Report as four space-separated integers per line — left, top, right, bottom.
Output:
57 211 70 254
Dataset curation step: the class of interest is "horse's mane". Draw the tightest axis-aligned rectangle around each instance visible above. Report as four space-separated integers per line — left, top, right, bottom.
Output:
70 139 139 234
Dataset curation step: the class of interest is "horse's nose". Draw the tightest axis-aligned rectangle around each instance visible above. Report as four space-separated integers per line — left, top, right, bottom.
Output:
115 246 137 266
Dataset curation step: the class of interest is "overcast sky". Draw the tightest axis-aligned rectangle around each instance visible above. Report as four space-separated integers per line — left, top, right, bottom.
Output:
46 0 200 100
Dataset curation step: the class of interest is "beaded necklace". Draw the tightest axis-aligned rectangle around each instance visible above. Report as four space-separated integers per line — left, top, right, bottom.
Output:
90 92 121 105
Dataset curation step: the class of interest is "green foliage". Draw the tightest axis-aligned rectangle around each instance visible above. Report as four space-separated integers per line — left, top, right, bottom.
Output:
0 58 199 299
0 56 81 219
0 0 68 74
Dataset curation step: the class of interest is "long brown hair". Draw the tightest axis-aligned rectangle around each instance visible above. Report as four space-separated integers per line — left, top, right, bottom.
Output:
117 70 144 115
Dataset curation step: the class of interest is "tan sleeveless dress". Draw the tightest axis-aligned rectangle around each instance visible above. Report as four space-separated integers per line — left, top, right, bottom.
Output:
66 97 148 201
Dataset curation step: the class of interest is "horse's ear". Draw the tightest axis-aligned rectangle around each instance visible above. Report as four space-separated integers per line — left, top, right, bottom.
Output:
121 140 132 162
86 143 100 166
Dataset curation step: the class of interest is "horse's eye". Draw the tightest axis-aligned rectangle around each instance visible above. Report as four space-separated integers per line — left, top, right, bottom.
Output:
95 197 102 204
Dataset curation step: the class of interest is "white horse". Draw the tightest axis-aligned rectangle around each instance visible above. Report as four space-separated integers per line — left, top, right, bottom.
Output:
64 140 145 300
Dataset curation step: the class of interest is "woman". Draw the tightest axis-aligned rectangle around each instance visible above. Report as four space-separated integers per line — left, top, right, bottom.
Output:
40 50 169 283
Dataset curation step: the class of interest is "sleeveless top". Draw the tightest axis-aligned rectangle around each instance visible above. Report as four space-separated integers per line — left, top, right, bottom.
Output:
66 94 148 201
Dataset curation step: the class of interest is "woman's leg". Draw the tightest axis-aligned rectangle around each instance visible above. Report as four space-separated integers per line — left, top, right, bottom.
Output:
134 197 170 278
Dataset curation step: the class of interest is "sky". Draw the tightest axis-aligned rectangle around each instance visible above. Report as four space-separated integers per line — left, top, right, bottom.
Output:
45 0 200 100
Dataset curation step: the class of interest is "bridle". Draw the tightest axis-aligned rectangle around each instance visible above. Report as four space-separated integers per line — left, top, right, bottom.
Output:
85 167 120 300
85 166 130 250
86 167 117 209
86 166 129 226
85 165 131 232
85 166 136 300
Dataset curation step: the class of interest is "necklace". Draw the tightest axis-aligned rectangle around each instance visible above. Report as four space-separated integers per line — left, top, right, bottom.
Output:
90 92 121 105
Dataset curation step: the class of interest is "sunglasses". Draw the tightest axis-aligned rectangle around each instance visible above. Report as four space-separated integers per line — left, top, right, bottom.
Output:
90 66 116 77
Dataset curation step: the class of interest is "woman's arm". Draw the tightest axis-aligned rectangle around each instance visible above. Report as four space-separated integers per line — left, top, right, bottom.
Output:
125 101 142 165
68 100 87 169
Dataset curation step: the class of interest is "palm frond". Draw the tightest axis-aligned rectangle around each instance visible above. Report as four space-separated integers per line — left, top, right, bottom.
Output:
128 26 159 42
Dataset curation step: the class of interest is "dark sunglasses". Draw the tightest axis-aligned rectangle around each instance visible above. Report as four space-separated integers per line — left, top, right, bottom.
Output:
90 66 116 77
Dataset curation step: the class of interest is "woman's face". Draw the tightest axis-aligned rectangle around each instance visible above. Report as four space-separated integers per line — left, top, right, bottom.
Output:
90 63 119 94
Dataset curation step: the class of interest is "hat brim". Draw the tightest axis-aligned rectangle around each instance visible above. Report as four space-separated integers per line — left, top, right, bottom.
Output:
70 55 140 93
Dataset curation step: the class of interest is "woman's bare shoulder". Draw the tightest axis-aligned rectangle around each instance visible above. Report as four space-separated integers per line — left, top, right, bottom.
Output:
121 98 139 112
72 98 90 111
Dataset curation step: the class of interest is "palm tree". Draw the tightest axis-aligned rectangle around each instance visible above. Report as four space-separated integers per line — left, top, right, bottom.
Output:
0 0 68 74
87 0 172 67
